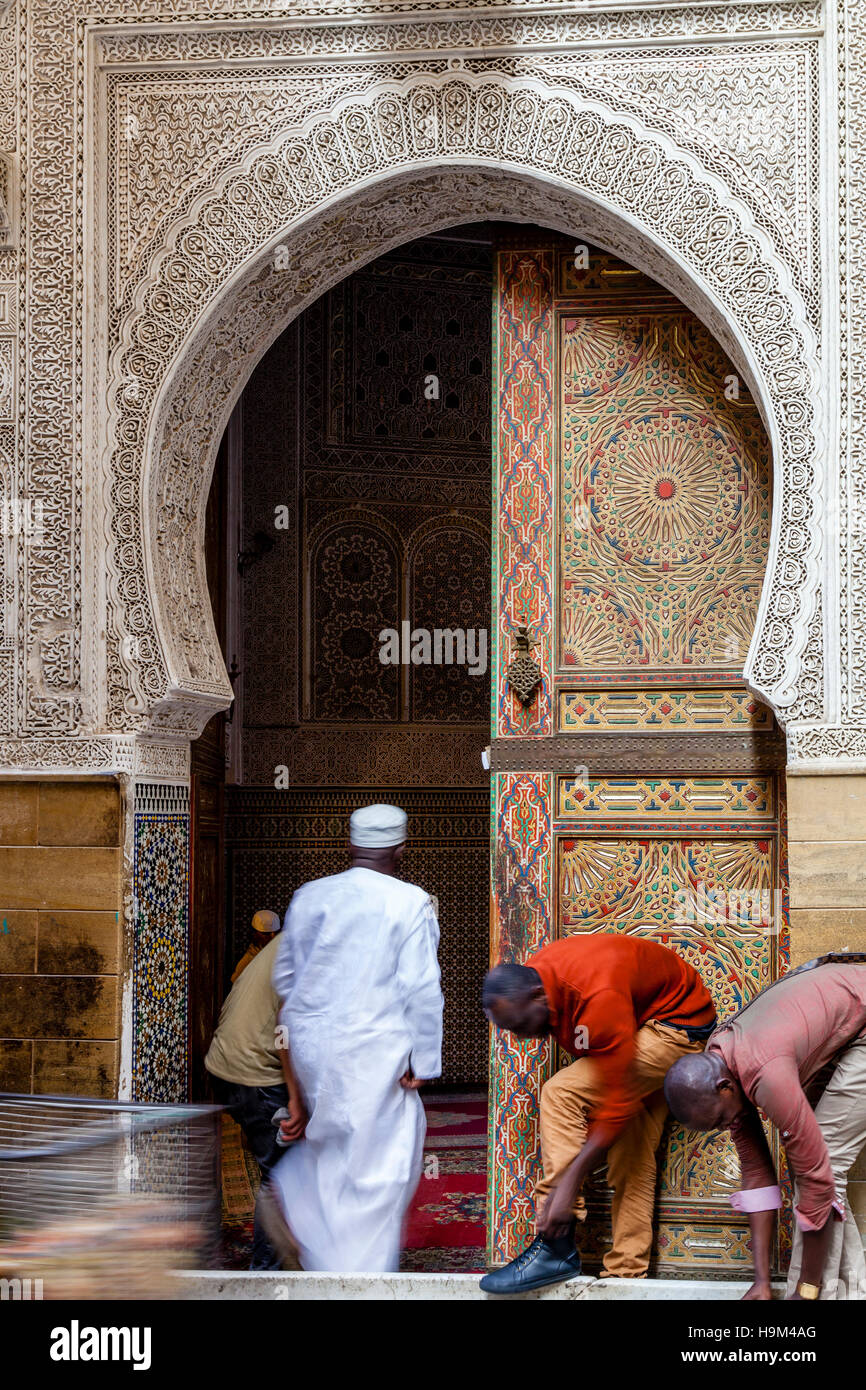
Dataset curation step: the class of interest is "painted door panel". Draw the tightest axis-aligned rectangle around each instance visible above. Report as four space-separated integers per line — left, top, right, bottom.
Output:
489 233 788 1274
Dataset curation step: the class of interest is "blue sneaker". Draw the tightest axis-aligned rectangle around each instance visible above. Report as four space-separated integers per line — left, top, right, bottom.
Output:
480 1236 582 1294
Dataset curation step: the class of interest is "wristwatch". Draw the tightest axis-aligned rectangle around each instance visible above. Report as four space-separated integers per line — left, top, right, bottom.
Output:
796 1281 821 1300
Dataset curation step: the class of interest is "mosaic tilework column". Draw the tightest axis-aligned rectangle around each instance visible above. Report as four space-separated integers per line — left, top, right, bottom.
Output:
488 770 554 1262
488 246 556 1263
132 783 190 1102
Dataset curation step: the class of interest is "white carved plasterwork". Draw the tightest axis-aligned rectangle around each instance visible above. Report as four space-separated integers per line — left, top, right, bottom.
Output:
838 0 866 728
0 282 13 334
18 1 80 740
0 734 188 781
0 338 11 417
97 69 823 740
123 0 815 14
0 11 14 750
0 153 13 259
95 0 824 71
110 70 390 299
0 0 848 772
0 5 15 155
105 40 821 317
0 413 11 733
519 46 818 294
0 1 13 745
788 724 866 767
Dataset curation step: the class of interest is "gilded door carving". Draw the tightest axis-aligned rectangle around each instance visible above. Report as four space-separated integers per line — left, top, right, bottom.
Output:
490 234 788 1274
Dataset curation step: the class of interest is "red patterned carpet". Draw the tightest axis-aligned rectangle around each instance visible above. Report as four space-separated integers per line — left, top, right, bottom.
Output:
219 1091 488 1273
400 1090 487 1273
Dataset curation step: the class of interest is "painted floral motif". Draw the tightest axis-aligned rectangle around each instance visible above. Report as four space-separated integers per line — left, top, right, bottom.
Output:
560 314 771 670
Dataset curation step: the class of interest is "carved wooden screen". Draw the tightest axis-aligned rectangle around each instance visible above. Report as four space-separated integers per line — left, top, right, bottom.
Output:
234 235 493 1086
489 233 789 1275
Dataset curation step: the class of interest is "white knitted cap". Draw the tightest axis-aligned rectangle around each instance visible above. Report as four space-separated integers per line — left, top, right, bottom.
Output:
349 803 408 848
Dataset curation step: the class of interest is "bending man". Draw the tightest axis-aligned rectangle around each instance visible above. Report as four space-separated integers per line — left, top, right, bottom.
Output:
481 933 716 1293
205 931 306 1268
267 803 443 1272
664 956 866 1300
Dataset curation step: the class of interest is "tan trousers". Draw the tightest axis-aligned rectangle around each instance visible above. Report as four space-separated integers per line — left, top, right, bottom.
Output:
535 1019 705 1277
786 1033 866 1301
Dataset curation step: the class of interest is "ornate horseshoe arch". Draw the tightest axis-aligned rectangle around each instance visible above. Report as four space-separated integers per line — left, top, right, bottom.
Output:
101 73 823 742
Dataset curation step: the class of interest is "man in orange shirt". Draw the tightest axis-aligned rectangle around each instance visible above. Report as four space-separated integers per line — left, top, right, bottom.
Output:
481 933 716 1294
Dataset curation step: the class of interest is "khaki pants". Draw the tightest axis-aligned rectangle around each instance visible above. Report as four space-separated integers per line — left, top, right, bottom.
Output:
786 1033 866 1301
535 1019 705 1278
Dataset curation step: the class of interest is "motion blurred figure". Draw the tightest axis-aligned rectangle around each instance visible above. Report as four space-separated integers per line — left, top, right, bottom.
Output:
205 933 306 1268
231 907 282 983
665 955 866 1301
267 803 443 1271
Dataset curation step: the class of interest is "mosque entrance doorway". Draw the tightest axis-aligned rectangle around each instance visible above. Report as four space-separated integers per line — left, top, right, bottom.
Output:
186 221 788 1276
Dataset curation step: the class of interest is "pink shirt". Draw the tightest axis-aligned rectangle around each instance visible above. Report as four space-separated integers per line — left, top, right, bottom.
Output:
708 963 866 1231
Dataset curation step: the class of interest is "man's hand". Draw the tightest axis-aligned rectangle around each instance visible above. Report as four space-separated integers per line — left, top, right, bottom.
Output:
399 1069 428 1090
742 1279 773 1301
279 1094 308 1142
745 1208 775 1300
277 1042 306 1140
536 1144 597 1242
537 1183 576 1241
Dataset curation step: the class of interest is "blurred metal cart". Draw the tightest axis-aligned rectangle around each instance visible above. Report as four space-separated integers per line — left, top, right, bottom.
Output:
0 1093 222 1299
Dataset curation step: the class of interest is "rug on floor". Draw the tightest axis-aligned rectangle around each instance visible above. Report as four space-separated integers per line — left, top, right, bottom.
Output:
218 1113 260 1270
217 1091 488 1273
400 1091 487 1274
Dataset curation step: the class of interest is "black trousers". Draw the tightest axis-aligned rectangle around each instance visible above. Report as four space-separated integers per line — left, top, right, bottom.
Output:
214 1077 288 1270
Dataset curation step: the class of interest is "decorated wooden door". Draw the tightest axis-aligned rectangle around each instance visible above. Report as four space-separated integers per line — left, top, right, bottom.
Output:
488 233 789 1275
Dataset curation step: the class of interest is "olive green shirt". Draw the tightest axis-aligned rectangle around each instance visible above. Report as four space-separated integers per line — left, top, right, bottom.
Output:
205 934 283 1087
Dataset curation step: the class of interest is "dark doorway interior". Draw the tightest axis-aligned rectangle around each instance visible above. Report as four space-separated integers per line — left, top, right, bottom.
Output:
188 433 227 1102
189 227 495 1093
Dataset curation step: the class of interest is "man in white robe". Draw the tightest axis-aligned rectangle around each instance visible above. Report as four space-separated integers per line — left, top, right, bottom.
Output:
268 803 443 1272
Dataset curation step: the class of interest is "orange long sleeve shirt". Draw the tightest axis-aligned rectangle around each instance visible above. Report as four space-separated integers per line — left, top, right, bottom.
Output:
528 934 716 1146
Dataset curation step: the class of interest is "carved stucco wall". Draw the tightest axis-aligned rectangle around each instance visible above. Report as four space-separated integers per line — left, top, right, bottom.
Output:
0 0 860 778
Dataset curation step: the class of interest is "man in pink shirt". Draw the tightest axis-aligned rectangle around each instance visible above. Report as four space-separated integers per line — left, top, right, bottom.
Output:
664 957 866 1301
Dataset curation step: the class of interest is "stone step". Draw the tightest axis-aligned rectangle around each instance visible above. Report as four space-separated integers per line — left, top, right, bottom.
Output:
177 1271 780 1301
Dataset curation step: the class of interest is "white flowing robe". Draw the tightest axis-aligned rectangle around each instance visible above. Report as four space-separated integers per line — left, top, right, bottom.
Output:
270 866 443 1272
